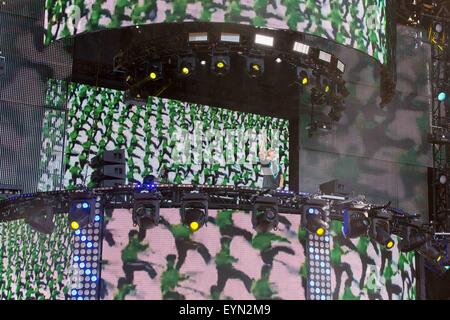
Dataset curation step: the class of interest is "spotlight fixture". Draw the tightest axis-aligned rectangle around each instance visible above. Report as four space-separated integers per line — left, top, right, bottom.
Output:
245 56 264 78
296 67 312 86
211 54 230 77
178 55 196 78
439 174 447 185
188 32 208 42
200 60 207 66
320 76 331 94
398 226 428 252
428 132 450 145
438 91 446 102
25 205 55 235
302 201 328 236
220 32 240 43
342 211 369 238
68 195 96 230
318 51 332 63
275 57 282 63
255 34 274 47
337 60 345 73
125 74 134 86
251 196 279 233
293 41 310 55
418 241 443 264
146 61 162 81
180 193 208 232
369 218 395 250
133 192 161 229
434 22 443 33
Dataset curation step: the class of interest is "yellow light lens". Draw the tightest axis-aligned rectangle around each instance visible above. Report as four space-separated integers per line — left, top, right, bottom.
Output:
251 64 260 71
125 75 133 83
149 72 157 80
216 61 225 69
70 221 80 230
316 227 325 237
302 77 308 85
182 67 190 75
437 255 442 262
386 240 394 249
189 221 200 232
325 85 330 93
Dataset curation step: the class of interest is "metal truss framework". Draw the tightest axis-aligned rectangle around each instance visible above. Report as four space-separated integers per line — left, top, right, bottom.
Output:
0 183 435 240
427 5 450 233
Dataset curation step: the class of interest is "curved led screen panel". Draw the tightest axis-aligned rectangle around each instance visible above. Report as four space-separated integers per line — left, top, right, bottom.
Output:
45 0 388 64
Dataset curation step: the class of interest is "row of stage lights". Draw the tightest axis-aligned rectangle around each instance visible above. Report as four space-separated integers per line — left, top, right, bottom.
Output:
64 182 445 267
122 31 349 122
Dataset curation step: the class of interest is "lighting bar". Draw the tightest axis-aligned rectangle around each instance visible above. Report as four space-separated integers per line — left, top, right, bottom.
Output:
320 194 347 201
319 51 332 63
220 32 240 43
188 32 208 42
293 41 310 55
337 60 345 73
255 34 274 47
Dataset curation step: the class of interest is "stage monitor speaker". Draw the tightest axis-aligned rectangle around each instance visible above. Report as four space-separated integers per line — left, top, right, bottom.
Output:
319 179 350 196
90 150 126 187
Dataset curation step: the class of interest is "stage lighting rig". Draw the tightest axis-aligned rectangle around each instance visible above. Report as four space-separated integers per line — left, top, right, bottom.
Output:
293 41 310 55
302 200 329 237
245 55 264 78
251 196 279 233
428 131 450 144
211 53 230 77
68 193 96 230
343 211 370 238
296 66 312 86
418 241 443 264
368 216 395 250
319 76 331 96
254 34 274 47
146 61 163 81
180 192 209 232
399 225 429 252
307 120 332 138
178 54 196 78
133 191 161 229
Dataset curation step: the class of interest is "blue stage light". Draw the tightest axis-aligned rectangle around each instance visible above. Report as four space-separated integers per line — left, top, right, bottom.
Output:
87 242 93 248
86 269 91 275
74 256 79 262
308 208 315 214
82 202 89 209
438 92 446 101
75 230 81 235
71 289 77 296
94 215 101 222
91 276 97 282
77 297 83 300
81 236 86 241
80 262 85 268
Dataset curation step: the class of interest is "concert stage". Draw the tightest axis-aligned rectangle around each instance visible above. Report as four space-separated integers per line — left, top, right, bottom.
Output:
0 0 449 303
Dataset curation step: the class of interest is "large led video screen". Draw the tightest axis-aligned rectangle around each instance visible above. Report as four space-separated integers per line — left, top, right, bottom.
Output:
45 0 389 64
100 209 306 299
0 215 73 300
329 221 416 300
63 83 290 189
